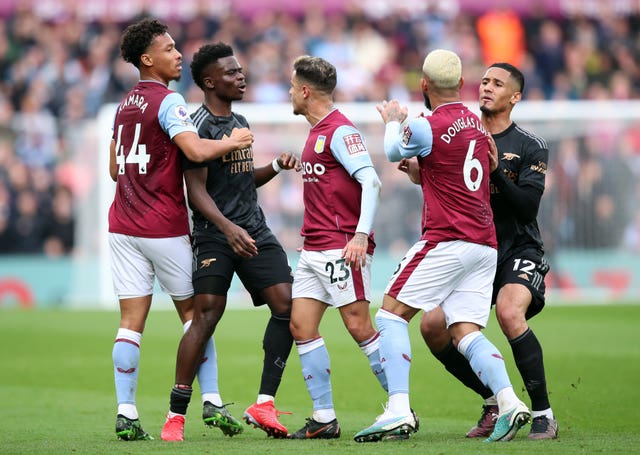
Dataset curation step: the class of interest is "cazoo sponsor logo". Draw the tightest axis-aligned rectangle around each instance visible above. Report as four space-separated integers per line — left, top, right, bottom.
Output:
302 161 326 182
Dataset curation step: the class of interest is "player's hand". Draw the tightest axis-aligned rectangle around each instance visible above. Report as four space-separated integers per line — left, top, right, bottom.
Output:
397 158 420 184
277 151 301 172
376 99 408 124
487 135 499 172
229 127 254 149
342 232 368 271
222 222 258 258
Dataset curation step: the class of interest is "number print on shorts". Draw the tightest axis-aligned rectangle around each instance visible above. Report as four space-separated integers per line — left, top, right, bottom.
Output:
513 258 536 275
325 259 350 284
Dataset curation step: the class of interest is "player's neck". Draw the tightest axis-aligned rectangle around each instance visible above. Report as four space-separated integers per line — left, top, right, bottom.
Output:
481 113 512 135
306 101 334 126
205 97 232 117
139 70 169 87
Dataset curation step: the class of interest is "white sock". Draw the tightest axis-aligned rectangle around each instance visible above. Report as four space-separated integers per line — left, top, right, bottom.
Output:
257 394 274 404
388 392 410 416
202 393 222 406
312 408 336 423
532 408 554 419
118 403 138 420
496 387 520 413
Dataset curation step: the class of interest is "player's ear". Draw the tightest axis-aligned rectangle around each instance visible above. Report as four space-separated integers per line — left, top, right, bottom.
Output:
203 77 215 89
511 91 522 105
140 53 153 68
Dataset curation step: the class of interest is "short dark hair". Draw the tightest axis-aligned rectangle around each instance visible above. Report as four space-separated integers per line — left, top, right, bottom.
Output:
120 18 168 69
293 55 337 95
190 42 234 91
489 62 525 93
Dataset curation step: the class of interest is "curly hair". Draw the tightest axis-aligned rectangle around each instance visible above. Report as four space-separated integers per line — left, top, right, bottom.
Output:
190 42 234 91
120 18 168 69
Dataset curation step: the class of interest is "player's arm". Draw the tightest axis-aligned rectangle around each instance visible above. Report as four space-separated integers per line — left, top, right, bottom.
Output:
397 158 421 185
381 116 433 162
330 126 381 270
174 128 253 163
109 139 117 181
344 166 381 271
184 167 257 258
254 151 301 187
491 144 548 223
159 92 253 163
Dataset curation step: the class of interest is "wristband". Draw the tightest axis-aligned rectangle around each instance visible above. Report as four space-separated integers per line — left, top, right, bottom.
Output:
272 158 283 173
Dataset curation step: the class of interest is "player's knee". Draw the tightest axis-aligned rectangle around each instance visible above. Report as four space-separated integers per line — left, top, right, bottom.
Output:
495 304 527 338
289 318 309 341
420 310 449 347
344 317 374 342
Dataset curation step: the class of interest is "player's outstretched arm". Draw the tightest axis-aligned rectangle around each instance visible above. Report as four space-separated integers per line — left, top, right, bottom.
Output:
175 128 254 163
254 151 301 187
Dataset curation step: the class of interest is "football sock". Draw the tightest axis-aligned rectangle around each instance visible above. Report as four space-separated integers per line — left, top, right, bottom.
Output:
375 309 411 398
259 312 293 397
296 337 333 411
256 394 275 405
358 331 388 392
313 408 337 423
496 386 521 412
169 385 193 415
117 403 138 420
183 320 220 402
457 331 512 397
509 328 551 412
434 340 493 399
532 408 554 419
113 328 142 415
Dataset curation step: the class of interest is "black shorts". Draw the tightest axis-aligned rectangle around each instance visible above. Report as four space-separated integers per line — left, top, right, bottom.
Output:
192 234 293 306
492 250 550 320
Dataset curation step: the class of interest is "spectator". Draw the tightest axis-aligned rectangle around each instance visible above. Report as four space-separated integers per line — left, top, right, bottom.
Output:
1 3 640 258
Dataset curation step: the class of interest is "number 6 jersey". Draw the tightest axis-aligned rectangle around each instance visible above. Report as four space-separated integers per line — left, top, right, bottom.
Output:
108 80 197 238
385 102 497 249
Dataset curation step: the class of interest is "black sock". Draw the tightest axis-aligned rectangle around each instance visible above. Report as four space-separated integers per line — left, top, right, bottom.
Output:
169 385 193 415
435 341 494 400
509 328 550 411
259 313 293 397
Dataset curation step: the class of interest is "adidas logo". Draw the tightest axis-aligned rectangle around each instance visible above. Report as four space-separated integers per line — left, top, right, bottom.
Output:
518 273 530 281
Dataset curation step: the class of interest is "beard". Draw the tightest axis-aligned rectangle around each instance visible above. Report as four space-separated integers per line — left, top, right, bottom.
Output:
423 91 432 111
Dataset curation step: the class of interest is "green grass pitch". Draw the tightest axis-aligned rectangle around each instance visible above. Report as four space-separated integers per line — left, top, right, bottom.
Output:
1 304 639 454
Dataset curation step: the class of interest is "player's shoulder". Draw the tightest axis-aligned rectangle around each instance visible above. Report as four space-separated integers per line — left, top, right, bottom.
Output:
190 105 222 137
232 111 249 126
512 123 547 150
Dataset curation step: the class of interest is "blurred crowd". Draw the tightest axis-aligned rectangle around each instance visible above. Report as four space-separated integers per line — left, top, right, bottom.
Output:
1 2 639 256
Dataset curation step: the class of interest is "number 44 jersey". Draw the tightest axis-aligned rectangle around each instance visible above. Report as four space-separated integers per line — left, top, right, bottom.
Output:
108 81 197 238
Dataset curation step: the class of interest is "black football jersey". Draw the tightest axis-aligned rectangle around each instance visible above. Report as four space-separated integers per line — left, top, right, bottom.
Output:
183 105 271 243
489 122 548 264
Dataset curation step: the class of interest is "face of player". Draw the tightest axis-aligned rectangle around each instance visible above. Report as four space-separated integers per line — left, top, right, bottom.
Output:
479 66 520 116
144 32 183 84
205 55 246 103
289 71 305 116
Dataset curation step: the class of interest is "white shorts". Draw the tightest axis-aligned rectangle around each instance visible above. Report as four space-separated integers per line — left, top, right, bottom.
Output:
109 233 194 300
385 239 496 328
292 249 372 308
